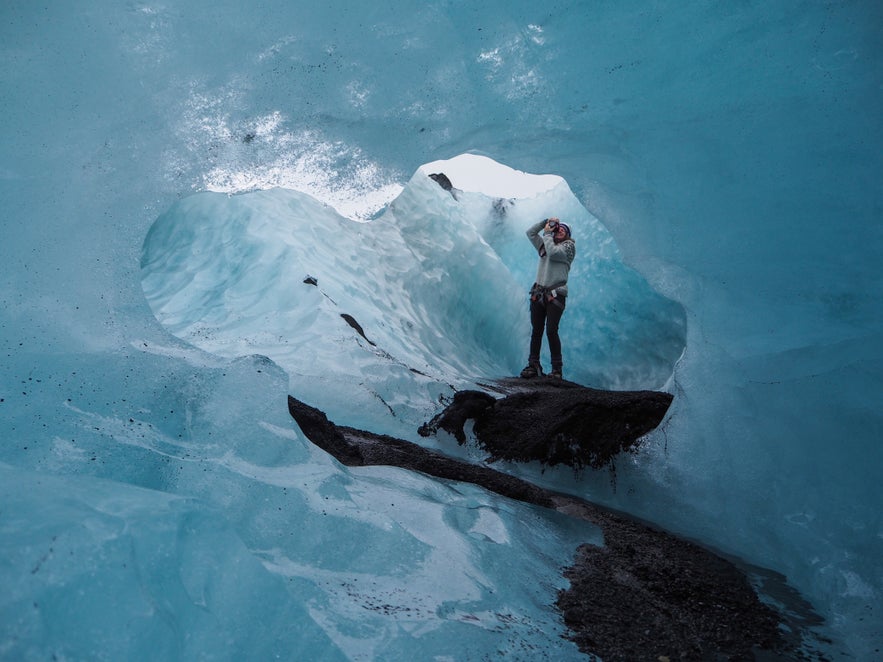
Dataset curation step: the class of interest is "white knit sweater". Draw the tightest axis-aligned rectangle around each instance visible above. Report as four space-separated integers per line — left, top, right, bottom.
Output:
526 220 576 295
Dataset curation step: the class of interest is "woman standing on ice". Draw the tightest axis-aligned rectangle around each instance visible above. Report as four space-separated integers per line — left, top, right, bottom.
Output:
520 217 576 379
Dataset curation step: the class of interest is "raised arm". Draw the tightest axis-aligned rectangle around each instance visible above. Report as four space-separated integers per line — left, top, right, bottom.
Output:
526 219 547 252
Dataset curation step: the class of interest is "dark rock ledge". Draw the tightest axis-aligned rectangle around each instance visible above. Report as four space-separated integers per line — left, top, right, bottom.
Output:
287 380 813 660
418 376 674 470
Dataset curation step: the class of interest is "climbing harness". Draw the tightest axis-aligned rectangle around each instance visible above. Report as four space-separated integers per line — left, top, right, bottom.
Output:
529 282 566 308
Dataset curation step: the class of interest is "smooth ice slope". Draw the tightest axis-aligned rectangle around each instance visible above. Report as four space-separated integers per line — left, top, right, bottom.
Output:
2 1 881 659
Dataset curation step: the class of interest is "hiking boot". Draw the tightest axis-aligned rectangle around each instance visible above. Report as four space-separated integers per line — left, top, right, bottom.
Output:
520 361 543 378
549 368 562 379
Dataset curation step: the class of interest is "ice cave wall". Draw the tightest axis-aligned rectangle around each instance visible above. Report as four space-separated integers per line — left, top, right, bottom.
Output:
1 0 881 657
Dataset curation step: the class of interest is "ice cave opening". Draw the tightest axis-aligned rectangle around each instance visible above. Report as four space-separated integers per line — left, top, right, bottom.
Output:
141 153 687 439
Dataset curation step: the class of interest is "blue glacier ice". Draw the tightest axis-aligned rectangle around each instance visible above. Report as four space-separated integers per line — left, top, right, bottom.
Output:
1 1 881 659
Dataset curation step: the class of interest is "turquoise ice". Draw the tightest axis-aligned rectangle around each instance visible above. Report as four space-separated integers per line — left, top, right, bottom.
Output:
1 1 881 659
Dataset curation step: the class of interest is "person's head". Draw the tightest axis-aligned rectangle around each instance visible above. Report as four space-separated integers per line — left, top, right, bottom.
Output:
553 222 571 243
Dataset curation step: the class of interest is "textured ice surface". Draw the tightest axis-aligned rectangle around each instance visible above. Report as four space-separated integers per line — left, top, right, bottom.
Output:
0 348 599 659
2 1 881 658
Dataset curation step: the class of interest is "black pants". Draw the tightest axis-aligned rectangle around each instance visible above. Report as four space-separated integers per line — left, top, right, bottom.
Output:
529 295 566 370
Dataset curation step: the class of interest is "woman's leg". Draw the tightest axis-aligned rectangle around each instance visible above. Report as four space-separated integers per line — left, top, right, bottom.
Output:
528 298 547 364
545 298 566 370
